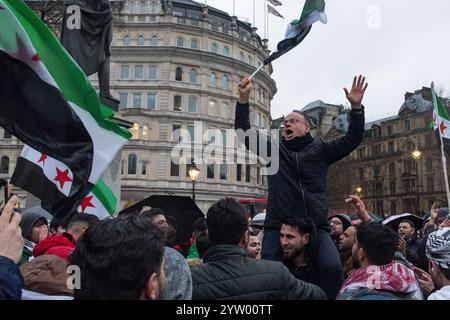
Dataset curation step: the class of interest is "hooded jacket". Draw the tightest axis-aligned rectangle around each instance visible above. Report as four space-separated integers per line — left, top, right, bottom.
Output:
32 233 76 261
235 103 364 231
0 256 24 300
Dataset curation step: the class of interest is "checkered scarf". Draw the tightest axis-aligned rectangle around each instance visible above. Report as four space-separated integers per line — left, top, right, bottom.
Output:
426 227 450 269
338 261 419 296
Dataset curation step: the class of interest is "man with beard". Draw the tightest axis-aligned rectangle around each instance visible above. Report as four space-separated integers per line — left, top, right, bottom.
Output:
280 216 318 285
339 226 357 278
236 75 368 299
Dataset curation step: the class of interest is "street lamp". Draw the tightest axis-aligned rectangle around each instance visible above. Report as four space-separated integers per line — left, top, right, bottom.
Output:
355 187 362 197
411 147 422 215
188 161 200 202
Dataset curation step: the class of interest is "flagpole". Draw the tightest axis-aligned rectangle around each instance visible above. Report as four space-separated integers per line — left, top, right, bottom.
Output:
248 64 264 80
253 0 256 26
432 82 450 210
233 0 235 16
264 0 267 39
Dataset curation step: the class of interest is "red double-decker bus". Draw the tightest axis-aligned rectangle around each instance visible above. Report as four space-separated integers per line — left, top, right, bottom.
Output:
239 198 267 219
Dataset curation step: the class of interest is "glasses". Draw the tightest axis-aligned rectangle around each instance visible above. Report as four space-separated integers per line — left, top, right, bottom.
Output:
284 119 309 126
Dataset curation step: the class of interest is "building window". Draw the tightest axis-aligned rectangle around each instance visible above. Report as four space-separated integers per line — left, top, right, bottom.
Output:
220 163 227 180
245 165 251 183
210 72 217 87
142 125 149 140
387 126 393 136
357 147 366 159
170 161 179 177
133 93 142 108
388 142 394 153
0 156 9 174
128 154 137 175
221 75 229 90
405 119 411 132
141 160 148 175
129 1 136 14
147 94 156 110
130 123 139 139
135 65 143 79
374 166 380 178
221 102 229 118
119 93 128 110
223 46 229 56
150 35 158 46
359 167 364 180
175 67 183 81
172 124 181 142
151 1 157 14
389 163 395 177
390 201 396 215
208 128 216 144
236 164 242 181
173 95 182 111
221 129 226 147
187 125 195 143
140 0 146 14
148 65 157 80
3 130 12 139
248 55 253 65
190 39 198 49
189 68 197 83
257 167 260 184
120 65 129 79
372 144 381 157
211 43 218 54
123 35 131 46
188 96 197 113
240 51 244 62
427 176 434 192
426 158 433 171
389 180 396 195
137 35 144 46
209 101 217 115
176 37 184 47
207 161 215 179
121 160 124 175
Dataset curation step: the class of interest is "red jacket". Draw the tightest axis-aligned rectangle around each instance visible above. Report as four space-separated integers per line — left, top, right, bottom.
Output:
32 233 76 261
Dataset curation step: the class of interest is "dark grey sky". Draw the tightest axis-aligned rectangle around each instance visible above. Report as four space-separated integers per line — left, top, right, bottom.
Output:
206 0 450 121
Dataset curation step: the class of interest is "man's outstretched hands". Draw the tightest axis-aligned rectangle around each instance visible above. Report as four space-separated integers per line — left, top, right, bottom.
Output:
344 75 368 109
238 78 253 104
345 195 372 222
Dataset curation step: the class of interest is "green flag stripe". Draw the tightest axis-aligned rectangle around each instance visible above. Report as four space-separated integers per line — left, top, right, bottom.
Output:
4 0 130 139
92 180 117 215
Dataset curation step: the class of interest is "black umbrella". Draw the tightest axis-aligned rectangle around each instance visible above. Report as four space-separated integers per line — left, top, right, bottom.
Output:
119 195 204 243
382 213 424 231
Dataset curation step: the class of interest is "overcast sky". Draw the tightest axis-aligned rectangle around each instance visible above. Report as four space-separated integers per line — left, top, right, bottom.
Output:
205 0 450 121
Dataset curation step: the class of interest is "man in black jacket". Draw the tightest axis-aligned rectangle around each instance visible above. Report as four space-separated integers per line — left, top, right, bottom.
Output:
235 75 367 299
190 198 326 300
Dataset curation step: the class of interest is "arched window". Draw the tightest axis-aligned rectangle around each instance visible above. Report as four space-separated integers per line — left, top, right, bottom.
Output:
221 75 228 90
123 35 131 46
248 55 253 65
223 46 229 56
128 154 137 174
188 96 197 113
135 65 143 79
211 43 218 54
240 51 244 62
173 95 182 111
210 72 217 87
221 102 229 118
151 1 158 14
0 156 9 174
175 67 183 81
209 101 217 115
176 37 184 47
142 125 149 140
189 68 197 83
148 65 157 80
190 39 198 49
137 35 144 46
120 65 129 79
150 35 158 46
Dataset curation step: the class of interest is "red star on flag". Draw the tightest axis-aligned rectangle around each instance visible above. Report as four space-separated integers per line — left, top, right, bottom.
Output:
37 153 47 166
54 167 72 189
79 195 95 213
440 120 447 136
32 54 40 61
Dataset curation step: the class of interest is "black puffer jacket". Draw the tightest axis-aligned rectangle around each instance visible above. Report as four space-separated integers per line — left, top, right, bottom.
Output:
191 245 326 300
235 103 365 230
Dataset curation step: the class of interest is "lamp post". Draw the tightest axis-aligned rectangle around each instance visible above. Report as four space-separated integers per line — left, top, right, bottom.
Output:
188 161 200 202
411 147 422 215
355 186 363 197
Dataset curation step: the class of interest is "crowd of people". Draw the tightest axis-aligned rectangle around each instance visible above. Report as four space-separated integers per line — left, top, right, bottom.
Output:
1 76 450 300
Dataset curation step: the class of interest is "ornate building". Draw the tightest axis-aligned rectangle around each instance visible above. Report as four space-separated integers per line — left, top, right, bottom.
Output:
1 0 277 212
324 87 450 217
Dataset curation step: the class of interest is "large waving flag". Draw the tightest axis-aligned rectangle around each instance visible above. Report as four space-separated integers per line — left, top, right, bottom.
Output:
0 0 130 217
264 0 327 64
268 5 284 19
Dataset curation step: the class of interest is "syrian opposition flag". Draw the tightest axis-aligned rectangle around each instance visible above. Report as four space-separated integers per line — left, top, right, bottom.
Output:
264 0 327 64
78 179 116 219
432 84 450 158
268 0 283 6
268 5 284 19
0 0 130 217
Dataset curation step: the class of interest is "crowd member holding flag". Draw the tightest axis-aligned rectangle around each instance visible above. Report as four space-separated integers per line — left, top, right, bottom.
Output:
235 75 368 299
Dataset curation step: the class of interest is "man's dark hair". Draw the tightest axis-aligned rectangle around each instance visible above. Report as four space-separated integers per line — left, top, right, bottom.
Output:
356 222 398 266
206 198 248 245
69 215 165 300
67 213 100 231
141 208 165 222
193 217 207 234
196 230 212 258
398 219 415 230
292 110 313 127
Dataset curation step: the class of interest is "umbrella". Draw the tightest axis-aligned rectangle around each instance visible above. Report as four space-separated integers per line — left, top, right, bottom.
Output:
119 195 204 243
382 213 424 231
